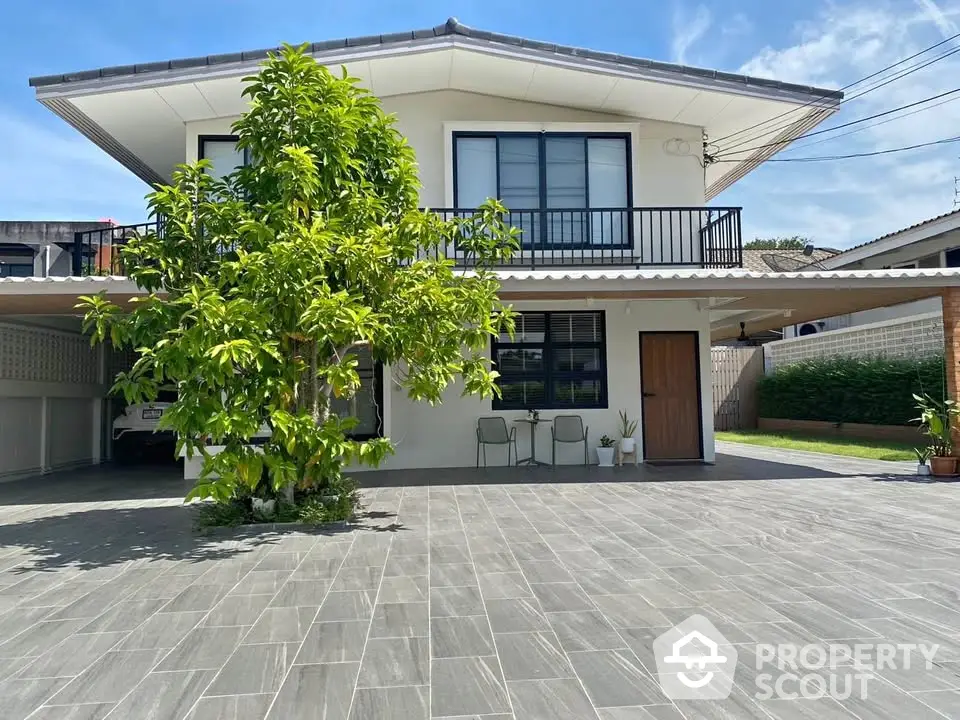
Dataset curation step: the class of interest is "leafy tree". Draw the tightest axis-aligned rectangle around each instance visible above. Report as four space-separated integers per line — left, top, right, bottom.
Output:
744 236 808 251
80 45 518 502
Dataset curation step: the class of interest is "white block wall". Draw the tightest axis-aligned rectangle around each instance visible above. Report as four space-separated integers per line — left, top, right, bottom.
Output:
765 311 944 372
0 321 106 481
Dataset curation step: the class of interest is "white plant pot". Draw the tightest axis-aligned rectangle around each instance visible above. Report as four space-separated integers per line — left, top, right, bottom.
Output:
620 437 636 454
252 498 276 516
917 464 931 477
596 447 615 467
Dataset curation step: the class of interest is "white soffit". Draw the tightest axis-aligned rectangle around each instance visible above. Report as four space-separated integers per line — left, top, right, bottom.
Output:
35 43 838 195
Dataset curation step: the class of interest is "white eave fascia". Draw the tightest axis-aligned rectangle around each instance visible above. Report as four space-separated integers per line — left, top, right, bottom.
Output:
493 267 960 292
821 212 960 269
0 276 143 295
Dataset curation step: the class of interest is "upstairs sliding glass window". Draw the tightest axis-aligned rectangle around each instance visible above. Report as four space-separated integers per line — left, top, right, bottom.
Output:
454 132 631 248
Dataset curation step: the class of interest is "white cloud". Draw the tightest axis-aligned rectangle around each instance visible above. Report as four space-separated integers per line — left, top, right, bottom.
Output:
719 0 960 248
671 4 712 65
914 0 960 35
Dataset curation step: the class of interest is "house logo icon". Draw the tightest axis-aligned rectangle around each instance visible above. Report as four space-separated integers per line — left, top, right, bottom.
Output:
653 615 738 700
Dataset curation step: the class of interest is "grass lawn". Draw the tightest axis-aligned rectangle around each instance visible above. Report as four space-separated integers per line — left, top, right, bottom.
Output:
716 430 916 462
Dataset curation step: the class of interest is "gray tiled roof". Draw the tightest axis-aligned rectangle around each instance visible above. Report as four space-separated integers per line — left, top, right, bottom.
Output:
741 248 840 273
28 17 844 101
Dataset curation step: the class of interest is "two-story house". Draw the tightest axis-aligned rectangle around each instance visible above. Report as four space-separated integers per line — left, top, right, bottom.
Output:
4 18 959 476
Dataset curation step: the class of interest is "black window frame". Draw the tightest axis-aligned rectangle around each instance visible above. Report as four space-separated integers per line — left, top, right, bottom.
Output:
452 131 633 250
198 134 250 176
0 262 34 278
492 311 608 410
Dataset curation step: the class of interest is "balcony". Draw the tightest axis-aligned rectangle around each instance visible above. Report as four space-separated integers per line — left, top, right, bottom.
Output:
71 207 742 276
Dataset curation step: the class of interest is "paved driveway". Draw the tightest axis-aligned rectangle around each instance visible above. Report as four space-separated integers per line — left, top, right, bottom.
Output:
0 448 959 719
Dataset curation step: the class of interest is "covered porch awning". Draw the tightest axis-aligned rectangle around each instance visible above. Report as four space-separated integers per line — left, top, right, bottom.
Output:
0 269 956 343
492 267 960 341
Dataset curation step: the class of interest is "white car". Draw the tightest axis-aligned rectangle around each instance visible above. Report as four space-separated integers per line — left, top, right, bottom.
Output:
112 400 176 463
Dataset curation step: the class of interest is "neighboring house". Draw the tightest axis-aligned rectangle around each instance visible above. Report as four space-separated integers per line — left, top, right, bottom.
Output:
2 18 958 475
741 247 839 274
782 210 960 338
0 221 113 278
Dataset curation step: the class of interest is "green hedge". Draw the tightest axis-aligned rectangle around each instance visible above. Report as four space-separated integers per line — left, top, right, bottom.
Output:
758 355 946 426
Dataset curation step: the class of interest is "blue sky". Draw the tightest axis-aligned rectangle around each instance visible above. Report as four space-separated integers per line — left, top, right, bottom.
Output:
1 0 959 248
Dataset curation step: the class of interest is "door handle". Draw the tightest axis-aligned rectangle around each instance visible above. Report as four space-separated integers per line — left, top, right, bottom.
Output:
642 392 656 398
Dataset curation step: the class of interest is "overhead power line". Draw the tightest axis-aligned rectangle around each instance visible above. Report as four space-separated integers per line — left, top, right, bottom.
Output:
716 44 960 157
714 135 960 163
711 30 960 148
714 86 960 159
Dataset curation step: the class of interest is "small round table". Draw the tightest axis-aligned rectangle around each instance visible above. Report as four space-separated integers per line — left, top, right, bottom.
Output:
514 417 550 467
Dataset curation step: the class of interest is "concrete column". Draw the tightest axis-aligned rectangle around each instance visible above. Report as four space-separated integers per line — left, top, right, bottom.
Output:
942 289 960 450
39 397 50 472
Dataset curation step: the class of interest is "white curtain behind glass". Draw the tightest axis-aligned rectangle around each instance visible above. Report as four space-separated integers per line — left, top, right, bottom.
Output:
202 140 244 181
587 138 628 245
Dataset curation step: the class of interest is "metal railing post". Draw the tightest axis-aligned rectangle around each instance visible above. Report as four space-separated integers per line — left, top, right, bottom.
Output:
72 232 83 276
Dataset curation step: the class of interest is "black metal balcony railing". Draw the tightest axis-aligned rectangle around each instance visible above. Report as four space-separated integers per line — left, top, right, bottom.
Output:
72 207 742 276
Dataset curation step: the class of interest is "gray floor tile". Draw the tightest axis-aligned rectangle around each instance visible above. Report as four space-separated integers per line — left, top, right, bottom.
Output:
204 594 274 627
206 642 292 695
271 580 330 607
377 575 428 603
26 703 115 720
230 571 292 596
357 636 429 688
349 685 429 720
370 602 429 638
161 584 231 613
48 649 165 704
107 668 214 719
507 677 599 720
689 553 757 576
576 569 636 596
530 583 594 613
517 560 575 584
431 545 472 565
296 620 368 664
254 552 306 572
192 561 256 585
1 676 72 720
597 707 685 720
487 597 551 633
548 610 627 652
77 598 167 633
18 631 126 678
883 597 960 631
118 610 205 651
758 697 860 719
243 606 316 644
316 591 375 622
331 566 383 592
606 556 659 581
473 552 520 574
185 693 275 720
629 579 696 608
430 562 478 588
568 649 664 708
660 565 733 592
432 615 495 658
590 594 669 628
267 662 358 720
432 586 486 618
291 557 343 581
383 554 428 577
156 625 248 671
431 656 511 717
479 572 532 599
695 590 787 624
0 619 88 658
913 690 960 718
495 631 574 681
771 601 879 640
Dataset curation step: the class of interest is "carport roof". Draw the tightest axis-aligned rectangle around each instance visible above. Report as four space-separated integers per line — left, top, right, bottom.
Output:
0 270 952 343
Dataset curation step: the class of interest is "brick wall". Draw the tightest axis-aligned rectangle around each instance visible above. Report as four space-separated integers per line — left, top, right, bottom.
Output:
764 311 944 372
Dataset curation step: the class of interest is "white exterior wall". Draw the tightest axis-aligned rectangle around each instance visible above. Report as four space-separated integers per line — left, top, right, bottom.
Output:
0 321 105 481
377 299 714 469
186 90 705 213
183 91 713 473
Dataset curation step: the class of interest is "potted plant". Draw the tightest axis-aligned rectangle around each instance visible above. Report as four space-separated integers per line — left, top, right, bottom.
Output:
914 447 931 477
597 435 616 467
914 393 959 477
618 410 638 454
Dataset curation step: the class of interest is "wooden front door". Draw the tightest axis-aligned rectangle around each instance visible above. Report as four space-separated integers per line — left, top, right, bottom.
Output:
639 332 702 460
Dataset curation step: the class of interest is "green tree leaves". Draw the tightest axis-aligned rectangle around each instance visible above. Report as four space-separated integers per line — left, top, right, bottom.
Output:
79 43 518 501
